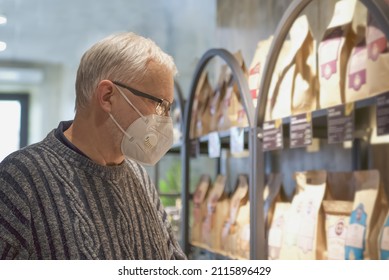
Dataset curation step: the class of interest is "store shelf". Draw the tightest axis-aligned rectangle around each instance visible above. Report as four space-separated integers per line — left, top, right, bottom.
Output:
181 48 255 258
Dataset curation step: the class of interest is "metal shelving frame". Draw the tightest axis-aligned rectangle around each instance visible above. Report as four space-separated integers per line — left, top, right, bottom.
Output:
180 48 255 257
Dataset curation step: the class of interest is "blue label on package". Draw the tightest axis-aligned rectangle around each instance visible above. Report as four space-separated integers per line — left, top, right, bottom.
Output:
345 203 367 260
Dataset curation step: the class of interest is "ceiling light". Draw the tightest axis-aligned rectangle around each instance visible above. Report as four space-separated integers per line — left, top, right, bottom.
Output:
0 41 6 51
0 15 7 24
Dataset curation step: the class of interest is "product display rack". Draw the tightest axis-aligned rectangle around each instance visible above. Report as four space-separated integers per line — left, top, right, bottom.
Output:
251 0 389 260
178 0 389 260
180 48 255 257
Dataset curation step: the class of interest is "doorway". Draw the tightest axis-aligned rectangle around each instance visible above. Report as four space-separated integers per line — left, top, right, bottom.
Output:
0 94 29 162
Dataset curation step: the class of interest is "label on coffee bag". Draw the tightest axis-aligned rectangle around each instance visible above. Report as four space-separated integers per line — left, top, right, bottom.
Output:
327 217 348 260
348 45 367 91
345 203 367 260
367 19 387 61
319 28 343 80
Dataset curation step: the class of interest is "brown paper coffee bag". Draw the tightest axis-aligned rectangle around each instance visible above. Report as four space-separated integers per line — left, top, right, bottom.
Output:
345 170 380 260
366 14 389 97
326 171 355 201
191 174 212 246
265 41 291 121
221 174 249 257
291 15 317 115
235 201 250 259
280 173 326 260
318 0 357 109
268 202 291 260
248 36 273 108
218 51 249 131
345 26 368 103
209 65 228 132
196 74 214 137
202 174 229 251
190 71 207 139
323 200 353 260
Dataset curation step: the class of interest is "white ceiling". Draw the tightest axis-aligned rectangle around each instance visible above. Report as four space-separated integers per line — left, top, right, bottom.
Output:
0 0 186 66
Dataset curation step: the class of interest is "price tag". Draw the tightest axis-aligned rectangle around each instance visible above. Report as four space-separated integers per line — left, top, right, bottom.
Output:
290 113 312 148
263 119 283 151
377 92 389 136
208 132 221 158
230 127 244 155
190 139 199 158
327 103 354 143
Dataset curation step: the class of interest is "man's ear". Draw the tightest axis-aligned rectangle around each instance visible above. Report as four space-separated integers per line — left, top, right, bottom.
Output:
96 80 115 113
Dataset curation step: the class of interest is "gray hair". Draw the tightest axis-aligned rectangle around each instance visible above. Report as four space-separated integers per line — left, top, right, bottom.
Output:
75 32 177 110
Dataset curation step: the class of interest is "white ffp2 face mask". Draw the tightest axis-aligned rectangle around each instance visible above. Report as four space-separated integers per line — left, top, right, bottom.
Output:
109 87 174 166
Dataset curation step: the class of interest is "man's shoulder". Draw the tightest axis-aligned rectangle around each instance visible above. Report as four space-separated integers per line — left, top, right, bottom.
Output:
0 140 48 171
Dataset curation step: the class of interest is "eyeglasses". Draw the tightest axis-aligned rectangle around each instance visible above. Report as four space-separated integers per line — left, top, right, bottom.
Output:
112 80 173 116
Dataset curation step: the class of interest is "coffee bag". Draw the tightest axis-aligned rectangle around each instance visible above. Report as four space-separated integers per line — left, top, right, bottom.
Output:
345 170 380 260
248 36 273 108
191 174 212 246
318 0 357 109
202 174 229 251
268 202 291 260
323 200 353 260
366 14 389 97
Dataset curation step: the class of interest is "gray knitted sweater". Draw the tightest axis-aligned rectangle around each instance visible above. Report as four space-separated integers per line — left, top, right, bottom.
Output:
0 124 186 260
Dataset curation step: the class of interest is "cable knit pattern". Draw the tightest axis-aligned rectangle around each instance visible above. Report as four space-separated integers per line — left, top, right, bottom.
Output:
0 126 186 260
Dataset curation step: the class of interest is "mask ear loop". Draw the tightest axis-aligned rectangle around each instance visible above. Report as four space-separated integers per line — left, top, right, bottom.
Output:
115 85 149 123
109 113 135 141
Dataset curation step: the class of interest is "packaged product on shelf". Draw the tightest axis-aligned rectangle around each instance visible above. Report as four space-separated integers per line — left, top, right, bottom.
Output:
379 210 389 260
345 1 368 103
318 0 357 109
190 174 212 247
209 65 228 132
271 15 317 120
218 51 249 131
295 170 327 192
248 36 273 108
326 171 355 201
196 74 214 137
235 199 250 260
366 14 389 97
264 173 283 228
265 40 291 121
345 170 381 260
291 15 317 116
268 202 291 260
270 47 295 119
220 174 249 257
201 174 229 251
190 71 207 138
280 171 326 260
322 200 353 260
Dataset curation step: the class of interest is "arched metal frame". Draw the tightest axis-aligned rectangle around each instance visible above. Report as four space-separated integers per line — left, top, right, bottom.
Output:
180 48 254 256
174 79 186 125
252 0 389 259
